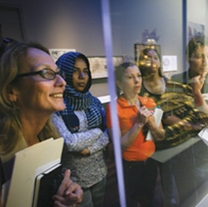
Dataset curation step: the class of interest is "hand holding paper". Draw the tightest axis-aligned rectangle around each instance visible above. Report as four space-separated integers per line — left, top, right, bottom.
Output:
146 108 164 141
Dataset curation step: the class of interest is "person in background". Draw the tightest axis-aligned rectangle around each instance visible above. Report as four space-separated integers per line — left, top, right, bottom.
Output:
53 52 109 207
139 46 208 206
177 34 208 114
0 41 83 207
170 34 208 205
106 62 164 207
139 47 179 207
138 46 204 139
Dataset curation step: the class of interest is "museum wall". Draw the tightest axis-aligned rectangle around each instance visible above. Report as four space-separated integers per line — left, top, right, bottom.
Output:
110 0 208 78
0 0 207 97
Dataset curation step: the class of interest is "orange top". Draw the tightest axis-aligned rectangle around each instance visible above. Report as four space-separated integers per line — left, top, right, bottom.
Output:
106 96 156 161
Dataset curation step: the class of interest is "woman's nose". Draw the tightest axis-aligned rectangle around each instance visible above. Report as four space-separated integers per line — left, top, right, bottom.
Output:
56 74 66 87
135 76 139 82
79 71 85 78
203 55 208 66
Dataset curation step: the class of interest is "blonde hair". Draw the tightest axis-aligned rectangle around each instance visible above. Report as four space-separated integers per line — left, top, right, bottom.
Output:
0 42 60 154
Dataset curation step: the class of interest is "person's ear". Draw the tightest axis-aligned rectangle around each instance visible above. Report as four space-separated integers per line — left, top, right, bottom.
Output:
116 80 122 90
6 85 18 102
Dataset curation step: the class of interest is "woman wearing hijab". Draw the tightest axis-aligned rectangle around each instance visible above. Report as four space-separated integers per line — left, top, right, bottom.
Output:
53 52 109 207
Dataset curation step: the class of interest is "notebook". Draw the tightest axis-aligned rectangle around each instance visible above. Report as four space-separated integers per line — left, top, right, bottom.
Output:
32 163 63 207
5 137 64 207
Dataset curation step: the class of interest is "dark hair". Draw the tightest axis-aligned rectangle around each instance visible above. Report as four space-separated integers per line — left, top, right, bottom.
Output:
115 62 136 97
138 48 162 77
0 38 19 59
186 34 208 58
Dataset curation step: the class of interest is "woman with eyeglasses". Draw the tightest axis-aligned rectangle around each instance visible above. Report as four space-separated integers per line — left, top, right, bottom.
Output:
0 42 83 207
53 52 109 207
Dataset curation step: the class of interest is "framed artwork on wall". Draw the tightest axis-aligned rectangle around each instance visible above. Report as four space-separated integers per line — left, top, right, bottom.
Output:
88 56 123 79
49 49 76 62
162 56 177 72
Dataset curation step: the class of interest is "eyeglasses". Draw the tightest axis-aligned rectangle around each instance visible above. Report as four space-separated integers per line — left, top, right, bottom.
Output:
16 68 60 80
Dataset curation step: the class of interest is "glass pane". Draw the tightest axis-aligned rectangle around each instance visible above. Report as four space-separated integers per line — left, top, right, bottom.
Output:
101 0 208 207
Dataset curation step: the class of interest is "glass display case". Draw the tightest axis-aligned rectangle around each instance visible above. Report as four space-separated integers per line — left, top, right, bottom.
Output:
101 1 208 207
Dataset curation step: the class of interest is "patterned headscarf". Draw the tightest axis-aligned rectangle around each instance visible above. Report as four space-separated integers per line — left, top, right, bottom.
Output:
56 52 105 132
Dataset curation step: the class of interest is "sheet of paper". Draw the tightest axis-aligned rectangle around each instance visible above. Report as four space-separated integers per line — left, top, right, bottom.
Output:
198 127 208 146
146 108 163 141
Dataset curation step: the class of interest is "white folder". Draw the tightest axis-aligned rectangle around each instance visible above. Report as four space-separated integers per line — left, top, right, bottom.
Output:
5 137 64 207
